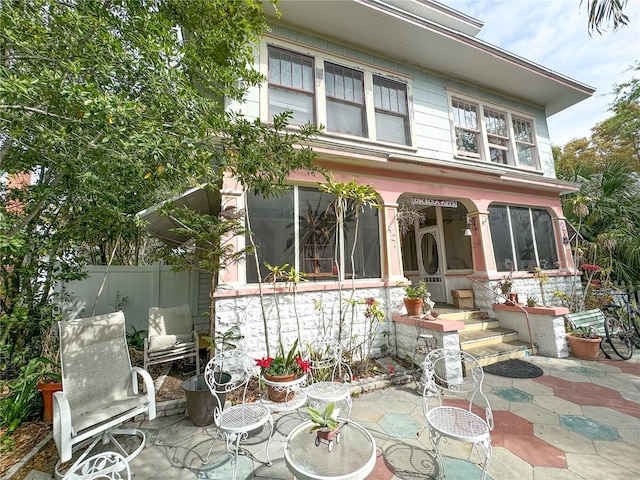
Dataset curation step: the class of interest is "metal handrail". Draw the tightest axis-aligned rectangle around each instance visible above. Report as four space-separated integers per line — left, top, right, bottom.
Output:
466 275 536 352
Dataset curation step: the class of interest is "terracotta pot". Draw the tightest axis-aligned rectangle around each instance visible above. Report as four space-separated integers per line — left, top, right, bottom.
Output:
316 425 340 442
264 373 296 402
37 382 63 423
403 298 423 317
566 334 601 361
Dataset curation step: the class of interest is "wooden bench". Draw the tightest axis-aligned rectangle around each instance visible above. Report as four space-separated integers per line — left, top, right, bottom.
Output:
564 309 610 359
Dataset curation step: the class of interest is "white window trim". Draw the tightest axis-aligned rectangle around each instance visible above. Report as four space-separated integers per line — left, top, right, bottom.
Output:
260 36 416 148
446 91 540 170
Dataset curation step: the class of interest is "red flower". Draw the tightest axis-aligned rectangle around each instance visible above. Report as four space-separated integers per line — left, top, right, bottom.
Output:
255 357 273 369
581 264 601 272
365 297 376 306
387 363 395 374
295 356 311 374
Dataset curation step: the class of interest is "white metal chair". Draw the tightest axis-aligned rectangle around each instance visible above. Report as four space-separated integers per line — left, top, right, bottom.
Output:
203 350 274 480
144 304 199 374
53 311 156 478
421 349 493 480
62 452 131 480
304 341 353 419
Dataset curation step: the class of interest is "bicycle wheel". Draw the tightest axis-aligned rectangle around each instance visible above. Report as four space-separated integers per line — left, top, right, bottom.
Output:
604 315 633 360
629 306 640 337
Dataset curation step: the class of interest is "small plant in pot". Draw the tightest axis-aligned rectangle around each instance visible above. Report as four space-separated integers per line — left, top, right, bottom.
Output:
566 326 602 361
307 403 343 451
401 281 428 316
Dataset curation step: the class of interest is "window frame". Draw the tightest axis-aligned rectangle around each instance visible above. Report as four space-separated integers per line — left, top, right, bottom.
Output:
488 204 558 272
263 38 414 147
448 92 539 169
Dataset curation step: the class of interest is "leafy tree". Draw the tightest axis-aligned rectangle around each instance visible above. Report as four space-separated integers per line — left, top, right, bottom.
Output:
557 63 640 284
582 0 630 35
0 0 320 374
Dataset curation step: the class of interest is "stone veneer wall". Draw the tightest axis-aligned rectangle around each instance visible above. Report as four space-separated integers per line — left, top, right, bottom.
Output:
206 285 407 360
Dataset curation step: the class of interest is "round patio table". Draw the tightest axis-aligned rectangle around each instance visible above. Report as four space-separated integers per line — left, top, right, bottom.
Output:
284 418 376 480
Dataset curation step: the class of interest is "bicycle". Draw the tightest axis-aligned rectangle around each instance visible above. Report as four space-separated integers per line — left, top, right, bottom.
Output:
600 291 640 360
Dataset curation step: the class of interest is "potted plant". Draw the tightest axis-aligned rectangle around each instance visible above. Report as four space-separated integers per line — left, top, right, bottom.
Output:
256 339 310 402
566 327 601 361
497 270 513 295
307 403 343 451
402 281 428 316
526 295 538 307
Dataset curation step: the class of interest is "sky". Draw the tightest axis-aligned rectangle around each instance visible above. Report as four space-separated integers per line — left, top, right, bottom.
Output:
441 0 640 146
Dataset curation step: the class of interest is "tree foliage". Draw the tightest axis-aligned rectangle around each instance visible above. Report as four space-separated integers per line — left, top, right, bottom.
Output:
582 0 630 35
0 0 308 374
556 63 640 284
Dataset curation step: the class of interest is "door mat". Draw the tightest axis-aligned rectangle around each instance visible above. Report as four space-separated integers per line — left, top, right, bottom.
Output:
483 359 543 379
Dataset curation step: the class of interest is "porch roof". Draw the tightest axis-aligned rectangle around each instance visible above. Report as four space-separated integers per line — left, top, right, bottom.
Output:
266 0 594 116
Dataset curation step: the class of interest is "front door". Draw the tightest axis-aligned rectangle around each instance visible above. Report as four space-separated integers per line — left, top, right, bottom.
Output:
417 226 446 302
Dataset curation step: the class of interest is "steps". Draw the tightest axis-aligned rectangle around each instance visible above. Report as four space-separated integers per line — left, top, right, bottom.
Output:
438 310 535 366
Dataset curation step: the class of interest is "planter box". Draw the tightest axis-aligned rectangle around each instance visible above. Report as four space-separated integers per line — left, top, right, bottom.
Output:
451 289 473 309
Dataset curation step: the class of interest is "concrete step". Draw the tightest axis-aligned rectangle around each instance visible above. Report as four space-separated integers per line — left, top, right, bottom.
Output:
437 310 489 321
459 327 519 348
462 340 536 366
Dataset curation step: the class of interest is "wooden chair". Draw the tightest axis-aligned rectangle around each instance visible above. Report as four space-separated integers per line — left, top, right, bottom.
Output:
421 348 493 480
144 304 200 374
53 311 156 478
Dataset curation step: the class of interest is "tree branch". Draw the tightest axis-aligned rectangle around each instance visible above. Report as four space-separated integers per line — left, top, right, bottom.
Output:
0 105 75 121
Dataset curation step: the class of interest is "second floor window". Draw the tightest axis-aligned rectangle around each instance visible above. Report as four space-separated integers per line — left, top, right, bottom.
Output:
373 76 410 145
450 95 539 169
325 63 366 137
268 47 315 124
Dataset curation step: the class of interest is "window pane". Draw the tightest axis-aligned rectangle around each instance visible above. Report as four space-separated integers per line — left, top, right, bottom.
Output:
373 76 408 114
375 111 408 144
455 129 479 154
516 144 535 167
452 100 477 129
510 207 536 271
532 210 558 270
269 87 314 124
488 205 515 272
327 99 365 136
489 147 507 164
299 188 337 278
484 109 507 136
344 206 381 279
246 191 295 283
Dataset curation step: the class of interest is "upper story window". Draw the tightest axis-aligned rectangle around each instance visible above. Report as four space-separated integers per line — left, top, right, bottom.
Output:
450 94 539 169
325 63 366 137
488 204 558 272
451 99 480 158
268 47 315 125
265 42 413 147
373 76 410 145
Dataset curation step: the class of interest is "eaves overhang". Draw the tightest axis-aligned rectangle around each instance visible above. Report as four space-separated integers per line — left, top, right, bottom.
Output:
265 0 595 116
136 186 220 246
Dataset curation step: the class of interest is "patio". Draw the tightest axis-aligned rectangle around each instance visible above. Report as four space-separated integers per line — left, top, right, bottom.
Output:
23 353 640 480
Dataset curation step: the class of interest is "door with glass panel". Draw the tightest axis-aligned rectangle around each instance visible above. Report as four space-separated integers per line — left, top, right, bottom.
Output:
417 226 446 302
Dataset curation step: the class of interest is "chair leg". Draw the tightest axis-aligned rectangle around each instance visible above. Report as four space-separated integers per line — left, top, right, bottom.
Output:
429 429 445 480
344 396 353 420
264 415 274 467
475 438 493 480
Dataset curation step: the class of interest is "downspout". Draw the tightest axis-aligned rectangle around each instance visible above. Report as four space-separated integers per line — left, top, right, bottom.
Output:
467 275 536 353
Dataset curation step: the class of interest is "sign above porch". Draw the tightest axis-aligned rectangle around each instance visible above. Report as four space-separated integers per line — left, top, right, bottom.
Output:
412 197 458 208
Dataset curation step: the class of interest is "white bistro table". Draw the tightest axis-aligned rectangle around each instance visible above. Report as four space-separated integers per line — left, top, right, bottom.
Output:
284 419 376 480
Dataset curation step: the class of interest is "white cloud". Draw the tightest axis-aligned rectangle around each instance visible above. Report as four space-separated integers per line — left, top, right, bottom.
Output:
442 0 640 145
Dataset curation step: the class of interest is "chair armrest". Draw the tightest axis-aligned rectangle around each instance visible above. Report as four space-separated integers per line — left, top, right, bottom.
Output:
132 366 156 420
53 390 73 462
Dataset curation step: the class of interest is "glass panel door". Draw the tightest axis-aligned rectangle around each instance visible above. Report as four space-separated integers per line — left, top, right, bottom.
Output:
417 226 445 302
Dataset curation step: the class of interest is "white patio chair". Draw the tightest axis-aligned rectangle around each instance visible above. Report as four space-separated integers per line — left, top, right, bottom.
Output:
144 304 199 374
421 348 493 480
62 452 131 480
203 349 273 480
304 341 353 419
53 311 156 478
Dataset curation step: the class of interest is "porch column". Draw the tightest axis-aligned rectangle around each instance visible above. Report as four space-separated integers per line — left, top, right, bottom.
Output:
381 202 406 282
471 211 491 273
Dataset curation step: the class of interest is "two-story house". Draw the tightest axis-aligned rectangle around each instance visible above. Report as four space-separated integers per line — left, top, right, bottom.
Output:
139 0 594 354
